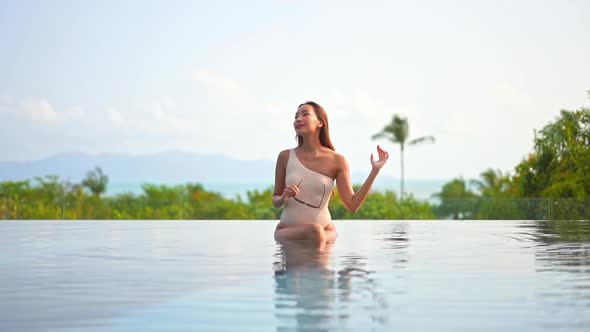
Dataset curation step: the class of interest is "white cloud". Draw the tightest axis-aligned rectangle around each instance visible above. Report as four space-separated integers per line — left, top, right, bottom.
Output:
191 70 246 98
150 103 191 132
66 106 84 118
106 108 125 126
20 99 58 123
102 102 193 136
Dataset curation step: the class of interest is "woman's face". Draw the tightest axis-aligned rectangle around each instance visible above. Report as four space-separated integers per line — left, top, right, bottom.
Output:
294 104 323 134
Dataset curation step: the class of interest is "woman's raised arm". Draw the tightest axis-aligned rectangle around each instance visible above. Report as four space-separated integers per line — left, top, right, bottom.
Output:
335 145 389 213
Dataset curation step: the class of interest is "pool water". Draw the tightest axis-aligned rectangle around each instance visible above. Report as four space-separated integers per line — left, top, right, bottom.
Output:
1 220 589 331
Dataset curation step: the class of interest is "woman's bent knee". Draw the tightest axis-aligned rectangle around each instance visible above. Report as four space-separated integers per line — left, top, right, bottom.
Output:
307 223 326 242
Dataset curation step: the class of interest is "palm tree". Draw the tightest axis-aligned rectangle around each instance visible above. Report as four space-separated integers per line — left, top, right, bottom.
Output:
372 115 435 198
82 166 109 198
470 168 510 198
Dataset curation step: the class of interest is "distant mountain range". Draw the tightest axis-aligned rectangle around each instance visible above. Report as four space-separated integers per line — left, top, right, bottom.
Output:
0 151 276 183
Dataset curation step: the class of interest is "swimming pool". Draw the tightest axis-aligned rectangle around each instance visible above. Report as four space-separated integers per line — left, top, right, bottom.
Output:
1 220 589 331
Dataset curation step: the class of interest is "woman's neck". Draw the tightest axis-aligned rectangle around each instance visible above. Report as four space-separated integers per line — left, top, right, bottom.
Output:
299 134 322 154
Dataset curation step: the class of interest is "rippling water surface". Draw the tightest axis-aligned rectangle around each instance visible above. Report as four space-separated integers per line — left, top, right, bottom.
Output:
1 220 589 331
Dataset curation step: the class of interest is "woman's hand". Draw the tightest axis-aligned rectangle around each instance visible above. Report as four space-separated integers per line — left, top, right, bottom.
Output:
273 181 301 208
370 145 389 170
282 184 300 201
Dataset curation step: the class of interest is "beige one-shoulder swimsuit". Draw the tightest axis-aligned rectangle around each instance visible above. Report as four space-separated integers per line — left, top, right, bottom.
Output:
280 149 335 227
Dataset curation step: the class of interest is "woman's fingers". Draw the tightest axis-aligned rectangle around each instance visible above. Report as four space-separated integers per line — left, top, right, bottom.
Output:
284 185 300 198
376 147 384 160
377 145 389 161
371 145 389 167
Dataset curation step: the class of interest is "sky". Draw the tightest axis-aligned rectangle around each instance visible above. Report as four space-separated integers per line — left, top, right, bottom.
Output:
1 0 589 180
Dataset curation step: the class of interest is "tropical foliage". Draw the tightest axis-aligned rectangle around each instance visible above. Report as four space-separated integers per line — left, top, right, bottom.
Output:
432 103 590 220
511 108 590 199
0 178 434 220
82 166 109 197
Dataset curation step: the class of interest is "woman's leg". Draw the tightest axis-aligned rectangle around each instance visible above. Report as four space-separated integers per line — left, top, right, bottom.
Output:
275 222 327 245
278 237 334 269
324 223 338 243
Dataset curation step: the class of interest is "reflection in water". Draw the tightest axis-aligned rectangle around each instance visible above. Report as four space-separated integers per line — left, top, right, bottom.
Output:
529 220 590 306
528 221 590 271
377 222 410 268
273 240 336 331
273 239 383 331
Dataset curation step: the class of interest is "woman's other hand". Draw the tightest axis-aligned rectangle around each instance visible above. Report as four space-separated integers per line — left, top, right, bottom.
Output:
370 145 389 170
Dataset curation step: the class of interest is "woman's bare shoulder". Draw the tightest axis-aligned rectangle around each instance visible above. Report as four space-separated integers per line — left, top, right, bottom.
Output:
324 149 348 168
276 149 291 163
279 148 291 157
324 148 345 160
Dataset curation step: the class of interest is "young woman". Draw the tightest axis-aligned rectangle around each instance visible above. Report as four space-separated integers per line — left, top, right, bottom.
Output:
272 101 389 245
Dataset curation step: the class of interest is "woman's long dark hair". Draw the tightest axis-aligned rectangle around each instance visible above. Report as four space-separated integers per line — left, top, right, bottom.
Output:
296 101 335 151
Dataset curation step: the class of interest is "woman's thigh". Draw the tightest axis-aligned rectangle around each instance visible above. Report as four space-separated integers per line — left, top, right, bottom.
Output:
274 222 337 243
275 223 323 241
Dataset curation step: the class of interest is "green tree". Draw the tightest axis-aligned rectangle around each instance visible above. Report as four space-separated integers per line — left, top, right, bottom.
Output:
466 169 527 219
30 175 63 219
432 178 478 219
246 187 280 220
511 107 590 199
509 104 590 220
471 168 511 198
329 185 434 220
82 166 109 198
372 114 435 197
0 180 32 219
